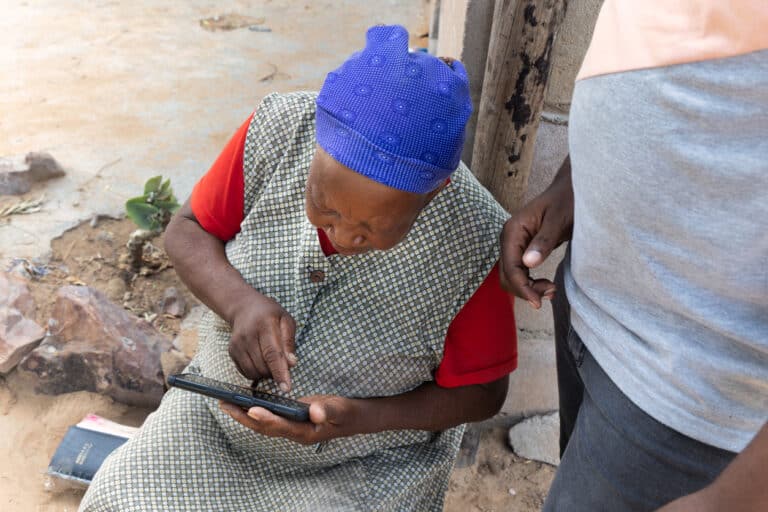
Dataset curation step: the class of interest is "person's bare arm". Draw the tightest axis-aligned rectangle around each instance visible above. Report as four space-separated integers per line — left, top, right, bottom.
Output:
656 422 768 512
164 200 297 390
221 376 509 442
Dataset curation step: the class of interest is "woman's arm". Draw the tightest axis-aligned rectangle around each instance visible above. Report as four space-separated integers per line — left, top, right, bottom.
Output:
220 375 509 443
164 200 297 390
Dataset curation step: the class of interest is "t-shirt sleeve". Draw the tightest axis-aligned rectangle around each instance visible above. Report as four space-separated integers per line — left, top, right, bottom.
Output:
434 263 518 388
189 113 253 241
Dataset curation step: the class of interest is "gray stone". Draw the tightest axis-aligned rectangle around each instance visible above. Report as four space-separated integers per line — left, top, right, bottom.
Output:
19 285 172 407
0 271 36 317
0 152 65 195
159 286 186 318
0 306 45 374
507 412 560 466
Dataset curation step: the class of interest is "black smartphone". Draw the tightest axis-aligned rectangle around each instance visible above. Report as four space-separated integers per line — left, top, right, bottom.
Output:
167 373 310 422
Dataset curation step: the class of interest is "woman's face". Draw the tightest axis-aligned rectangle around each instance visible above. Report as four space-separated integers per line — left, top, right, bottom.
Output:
305 147 441 256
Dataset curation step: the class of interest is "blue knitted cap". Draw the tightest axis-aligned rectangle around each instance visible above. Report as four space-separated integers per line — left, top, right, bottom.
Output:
316 25 472 194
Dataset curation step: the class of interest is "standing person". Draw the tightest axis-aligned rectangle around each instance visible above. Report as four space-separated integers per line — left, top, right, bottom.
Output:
500 1 768 510
80 25 518 511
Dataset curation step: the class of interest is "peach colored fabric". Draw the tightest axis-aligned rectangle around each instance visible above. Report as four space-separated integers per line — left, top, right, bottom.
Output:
577 0 768 81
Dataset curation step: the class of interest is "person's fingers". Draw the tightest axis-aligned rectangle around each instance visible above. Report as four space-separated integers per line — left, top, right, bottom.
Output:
247 344 270 379
228 342 261 380
530 279 556 300
499 256 544 308
246 406 316 443
309 402 328 426
523 210 567 268
219 402 316 444
259 321 292 392
499 217 545 305
280 314 297 367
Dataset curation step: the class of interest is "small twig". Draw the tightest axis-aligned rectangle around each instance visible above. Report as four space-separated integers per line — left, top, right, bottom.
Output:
95 157 122 176
0 195 45 217
62 234 86 260
77 157 122 192
258 63 278 82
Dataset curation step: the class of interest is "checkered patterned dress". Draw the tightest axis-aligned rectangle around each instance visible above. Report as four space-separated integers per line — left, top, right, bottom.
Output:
80 92 508 511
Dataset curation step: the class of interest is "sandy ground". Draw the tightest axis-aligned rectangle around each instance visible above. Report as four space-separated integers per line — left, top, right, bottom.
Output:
1 1 556 509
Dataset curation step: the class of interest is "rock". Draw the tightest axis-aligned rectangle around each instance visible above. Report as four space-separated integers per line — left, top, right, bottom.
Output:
24 152 66 181
172 305 205 358
0 152 65 196
507 412 560 466
0 306 45 373
19 286 172 407
160 349 191 383
0 271 36 317
105 277 127 302
158 286 186 317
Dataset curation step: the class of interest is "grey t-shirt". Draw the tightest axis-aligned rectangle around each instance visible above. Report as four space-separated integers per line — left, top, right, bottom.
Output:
565 49 768 452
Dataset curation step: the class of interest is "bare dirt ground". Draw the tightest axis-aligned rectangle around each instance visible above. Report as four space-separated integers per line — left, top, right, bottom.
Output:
1 218 554 511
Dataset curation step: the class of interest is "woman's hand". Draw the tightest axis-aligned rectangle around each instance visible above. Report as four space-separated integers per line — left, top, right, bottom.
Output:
219 395 363 444
220 377 509 446
227 294 297 392
500 156 574 309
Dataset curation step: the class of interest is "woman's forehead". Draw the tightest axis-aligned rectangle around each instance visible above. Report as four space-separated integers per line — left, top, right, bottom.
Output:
312 148 424 205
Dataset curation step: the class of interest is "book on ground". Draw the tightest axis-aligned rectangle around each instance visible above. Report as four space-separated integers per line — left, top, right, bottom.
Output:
46 414 139 490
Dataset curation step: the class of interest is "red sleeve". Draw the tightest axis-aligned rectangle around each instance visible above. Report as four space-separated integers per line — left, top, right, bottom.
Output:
189 113 253 241
434 263 518 388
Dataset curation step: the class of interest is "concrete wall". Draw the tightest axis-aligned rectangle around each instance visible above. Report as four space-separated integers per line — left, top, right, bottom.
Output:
434 0 603 419
435 0 495 167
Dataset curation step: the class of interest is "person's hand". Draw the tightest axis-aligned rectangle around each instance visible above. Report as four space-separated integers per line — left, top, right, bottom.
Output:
227 293 297 392
219 395 364 444
500 159 573 309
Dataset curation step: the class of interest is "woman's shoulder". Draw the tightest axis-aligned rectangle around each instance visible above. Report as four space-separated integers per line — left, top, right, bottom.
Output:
441 164 510 236
252 91 319 120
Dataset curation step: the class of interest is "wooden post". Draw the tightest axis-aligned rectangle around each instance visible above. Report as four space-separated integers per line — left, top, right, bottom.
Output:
471 0 568 212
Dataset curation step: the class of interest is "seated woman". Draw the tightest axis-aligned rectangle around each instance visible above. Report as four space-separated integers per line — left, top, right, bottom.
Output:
80 24 517 512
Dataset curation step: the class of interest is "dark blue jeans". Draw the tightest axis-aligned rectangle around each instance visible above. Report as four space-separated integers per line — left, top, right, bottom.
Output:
542 261 736 511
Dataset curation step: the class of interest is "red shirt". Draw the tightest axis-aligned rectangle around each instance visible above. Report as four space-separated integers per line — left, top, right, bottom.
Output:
191 114 517 388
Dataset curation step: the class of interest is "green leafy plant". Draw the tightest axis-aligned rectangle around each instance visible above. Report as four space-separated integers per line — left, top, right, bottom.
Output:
125 176 180 232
